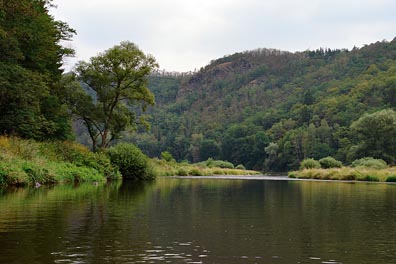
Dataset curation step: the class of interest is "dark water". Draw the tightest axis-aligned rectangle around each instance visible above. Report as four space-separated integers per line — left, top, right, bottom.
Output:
1 178 396 264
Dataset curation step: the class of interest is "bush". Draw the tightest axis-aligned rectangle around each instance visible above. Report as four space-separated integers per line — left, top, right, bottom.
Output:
300 158 321 170
189 168 203 176
40 141 120 180
351 157 388 169
161 151 175 162
176 168 188 176
357 175 380 182
107 143 155 180
202 158 235 169
236 164 246 170
386 175 396 182
319 156 343 168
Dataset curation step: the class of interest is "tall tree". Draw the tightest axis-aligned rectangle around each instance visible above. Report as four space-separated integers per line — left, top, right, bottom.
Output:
0 0 75 140
66 41 158 151
350 109 396 164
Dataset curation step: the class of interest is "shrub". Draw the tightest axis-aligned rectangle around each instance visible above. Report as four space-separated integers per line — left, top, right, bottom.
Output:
176 168 188 176
189 168 203 176
107 143 154 180
236 164 246 170
386 175 396 182
357 175 380 182
200 158 234 169
300 158 321 170
319 157 342 168
351 157 388 169
40 141 120 180
213 169 224 175
212 160 234 169
161 151 175 162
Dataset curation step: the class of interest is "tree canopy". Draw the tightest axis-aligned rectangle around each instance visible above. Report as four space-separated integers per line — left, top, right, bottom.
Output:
350 109 396 164
65 41 158 151
0 0 75 140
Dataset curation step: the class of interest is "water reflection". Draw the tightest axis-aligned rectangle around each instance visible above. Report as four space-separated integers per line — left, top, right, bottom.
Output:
0 179 396 263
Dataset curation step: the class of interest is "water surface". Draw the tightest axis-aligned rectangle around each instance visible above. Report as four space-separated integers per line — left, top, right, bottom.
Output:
0 178 396 263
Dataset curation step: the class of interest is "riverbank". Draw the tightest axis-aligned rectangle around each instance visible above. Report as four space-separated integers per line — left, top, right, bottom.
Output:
150 158 260 177
0 136 121 186
0 136 260 187
288 167 396 182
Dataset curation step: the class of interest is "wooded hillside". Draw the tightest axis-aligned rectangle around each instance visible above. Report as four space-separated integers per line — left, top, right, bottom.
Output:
130 39 396 171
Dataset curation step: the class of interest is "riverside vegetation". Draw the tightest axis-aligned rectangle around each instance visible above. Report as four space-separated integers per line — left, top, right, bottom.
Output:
0 136 257 186
289 157 396 182
2 0 396 186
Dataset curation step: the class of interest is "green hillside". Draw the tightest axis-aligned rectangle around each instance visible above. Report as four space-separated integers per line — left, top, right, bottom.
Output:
130 38 396 172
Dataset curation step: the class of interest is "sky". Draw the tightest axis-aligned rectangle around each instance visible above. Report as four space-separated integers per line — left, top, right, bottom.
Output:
51 0 396 72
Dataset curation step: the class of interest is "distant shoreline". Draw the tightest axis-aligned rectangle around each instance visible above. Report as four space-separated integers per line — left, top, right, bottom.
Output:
167 175 396 184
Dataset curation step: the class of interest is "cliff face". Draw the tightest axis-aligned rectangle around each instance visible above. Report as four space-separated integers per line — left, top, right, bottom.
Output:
177 57 254 98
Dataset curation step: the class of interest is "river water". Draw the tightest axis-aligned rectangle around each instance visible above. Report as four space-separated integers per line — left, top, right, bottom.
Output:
1 177 396 263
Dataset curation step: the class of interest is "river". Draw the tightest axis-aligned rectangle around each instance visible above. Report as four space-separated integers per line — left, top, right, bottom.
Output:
1 177 396 263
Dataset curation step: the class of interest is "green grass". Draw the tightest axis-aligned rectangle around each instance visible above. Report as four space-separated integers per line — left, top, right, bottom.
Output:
0 136 260 186
288 167 396 182
0 136 121 186
149 158 260 177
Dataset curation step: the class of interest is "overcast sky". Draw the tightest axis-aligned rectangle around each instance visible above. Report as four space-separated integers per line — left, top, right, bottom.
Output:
51 0 396 72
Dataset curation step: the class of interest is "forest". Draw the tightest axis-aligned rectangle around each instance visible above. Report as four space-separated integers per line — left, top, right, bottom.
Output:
128 40 396 172
2 0 396 177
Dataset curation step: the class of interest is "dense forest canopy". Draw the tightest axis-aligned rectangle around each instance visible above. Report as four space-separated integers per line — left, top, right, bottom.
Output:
0 0 75 140
127 39 396 171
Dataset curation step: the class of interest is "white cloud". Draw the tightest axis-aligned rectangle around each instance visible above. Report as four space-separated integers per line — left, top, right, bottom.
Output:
51 0 396 72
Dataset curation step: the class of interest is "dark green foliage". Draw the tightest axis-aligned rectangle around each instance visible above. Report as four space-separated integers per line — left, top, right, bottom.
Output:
385 175 396 182
0 0 75 140
300 159 321 170
107 143 154 180
350 109 396 164
319 157 343 168
351 157 388 169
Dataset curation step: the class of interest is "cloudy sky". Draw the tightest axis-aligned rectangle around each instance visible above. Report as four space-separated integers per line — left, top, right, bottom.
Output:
51 0 396 72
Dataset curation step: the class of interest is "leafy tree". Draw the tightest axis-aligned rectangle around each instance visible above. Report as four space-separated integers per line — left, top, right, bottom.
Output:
66 41 158 151
199 139 221 161
0 0 75 140
350 109 396 164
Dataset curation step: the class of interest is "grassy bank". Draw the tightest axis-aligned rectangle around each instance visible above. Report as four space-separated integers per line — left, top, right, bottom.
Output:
0 136 121 186
288 167 396 182
150 158 260 177
0 136 260 186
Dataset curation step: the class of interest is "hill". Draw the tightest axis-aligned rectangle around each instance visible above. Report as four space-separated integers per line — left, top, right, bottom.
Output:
129 38 396 171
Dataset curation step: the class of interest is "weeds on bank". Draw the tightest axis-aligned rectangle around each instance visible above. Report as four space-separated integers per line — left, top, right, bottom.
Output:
149 158 260 177
0 136 119 186
288 167 396 182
